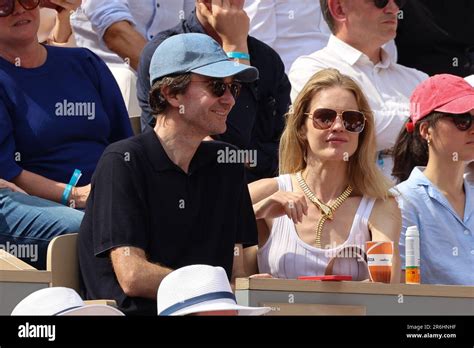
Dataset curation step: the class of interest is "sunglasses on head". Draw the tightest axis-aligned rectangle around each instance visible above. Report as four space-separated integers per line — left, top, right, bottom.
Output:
191 79 242 100
305 108 366 133
0 0 40 17
373 0 407 9
443 112 473 131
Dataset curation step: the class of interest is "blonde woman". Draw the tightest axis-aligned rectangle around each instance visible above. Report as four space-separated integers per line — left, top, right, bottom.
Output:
249 69 401 282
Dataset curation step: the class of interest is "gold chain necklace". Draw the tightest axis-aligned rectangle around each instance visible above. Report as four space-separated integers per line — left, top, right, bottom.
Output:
296 171 353 248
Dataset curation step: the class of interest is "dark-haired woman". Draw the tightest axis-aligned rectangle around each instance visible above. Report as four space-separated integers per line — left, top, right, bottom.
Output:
393 74 474 285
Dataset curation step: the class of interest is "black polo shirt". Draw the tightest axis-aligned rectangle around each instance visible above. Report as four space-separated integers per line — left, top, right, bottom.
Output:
137 10 291 182
78 130 257 315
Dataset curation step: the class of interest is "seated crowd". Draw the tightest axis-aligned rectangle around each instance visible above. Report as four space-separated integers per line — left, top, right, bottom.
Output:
0 0 473 316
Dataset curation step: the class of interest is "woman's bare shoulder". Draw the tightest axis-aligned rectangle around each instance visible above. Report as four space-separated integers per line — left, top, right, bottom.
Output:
369 197 401 238
372 196 400 213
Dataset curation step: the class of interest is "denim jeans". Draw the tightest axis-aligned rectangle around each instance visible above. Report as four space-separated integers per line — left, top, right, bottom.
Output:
0 188 84 269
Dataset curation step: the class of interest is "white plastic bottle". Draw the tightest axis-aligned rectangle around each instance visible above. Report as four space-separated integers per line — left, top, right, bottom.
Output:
405 226 421 284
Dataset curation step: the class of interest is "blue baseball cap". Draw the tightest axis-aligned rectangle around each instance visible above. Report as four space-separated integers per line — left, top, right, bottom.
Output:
149 33 259 85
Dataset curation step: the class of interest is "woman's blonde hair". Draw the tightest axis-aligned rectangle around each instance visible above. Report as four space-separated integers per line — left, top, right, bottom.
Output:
279 68 392 199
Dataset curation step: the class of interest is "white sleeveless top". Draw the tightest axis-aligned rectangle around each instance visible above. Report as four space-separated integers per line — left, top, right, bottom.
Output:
257 174 375 280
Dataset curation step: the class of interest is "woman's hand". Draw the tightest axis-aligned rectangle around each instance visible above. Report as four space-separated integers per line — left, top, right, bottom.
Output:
254 191 308 223
71 184 90 209
47 0 81 44
249 273 273 279
49 0 81 13
0 179 27 194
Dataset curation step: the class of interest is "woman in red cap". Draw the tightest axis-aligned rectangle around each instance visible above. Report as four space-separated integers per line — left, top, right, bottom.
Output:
393 74 474 285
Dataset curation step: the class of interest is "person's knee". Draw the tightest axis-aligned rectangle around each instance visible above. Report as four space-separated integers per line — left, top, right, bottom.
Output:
0 204 84 269
1 190 84 240
46 207 84 234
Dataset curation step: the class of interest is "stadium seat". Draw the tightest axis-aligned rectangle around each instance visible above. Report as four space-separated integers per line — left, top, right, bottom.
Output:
46 233 80 290
46 233 116 307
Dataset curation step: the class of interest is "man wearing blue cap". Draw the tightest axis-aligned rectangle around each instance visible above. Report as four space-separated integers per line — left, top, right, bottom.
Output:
78 33 260 316
137 0 291 182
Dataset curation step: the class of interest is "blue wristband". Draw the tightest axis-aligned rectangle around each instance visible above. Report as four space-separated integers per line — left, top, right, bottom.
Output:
227 52 250 60
61 185 73 206
61 169 82 205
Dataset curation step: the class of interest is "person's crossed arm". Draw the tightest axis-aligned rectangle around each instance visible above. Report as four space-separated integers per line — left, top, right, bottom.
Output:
12 171 90 209
103 21 147 70
111 246 173 299
111 243 246 298
82 0 147 70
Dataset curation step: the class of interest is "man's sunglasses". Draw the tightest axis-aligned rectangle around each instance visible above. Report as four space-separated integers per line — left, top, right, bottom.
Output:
191 79 242 100
373 0 407 9
305 108 366 133
0 0 40 17
443 112 473 131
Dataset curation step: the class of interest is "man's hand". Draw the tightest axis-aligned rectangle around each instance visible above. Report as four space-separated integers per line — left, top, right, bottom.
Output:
197 0 249 53
254 190 308 223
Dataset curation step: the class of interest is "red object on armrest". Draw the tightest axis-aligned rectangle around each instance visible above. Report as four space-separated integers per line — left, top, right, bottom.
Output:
297 275 353 281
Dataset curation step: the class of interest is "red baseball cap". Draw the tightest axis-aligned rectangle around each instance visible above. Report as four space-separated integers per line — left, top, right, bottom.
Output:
406 74 474 132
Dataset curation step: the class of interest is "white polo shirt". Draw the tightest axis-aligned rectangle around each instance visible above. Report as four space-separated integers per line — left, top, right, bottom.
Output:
289 35 428 155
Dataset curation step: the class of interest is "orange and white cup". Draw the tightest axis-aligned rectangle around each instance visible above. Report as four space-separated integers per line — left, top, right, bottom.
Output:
365 241 393 283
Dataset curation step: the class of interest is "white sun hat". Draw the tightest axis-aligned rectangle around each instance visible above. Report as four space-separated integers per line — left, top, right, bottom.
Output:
157 264 271 316
11 287 124 316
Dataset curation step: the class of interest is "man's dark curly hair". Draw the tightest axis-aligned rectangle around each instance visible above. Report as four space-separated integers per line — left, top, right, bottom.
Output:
149 73 192 115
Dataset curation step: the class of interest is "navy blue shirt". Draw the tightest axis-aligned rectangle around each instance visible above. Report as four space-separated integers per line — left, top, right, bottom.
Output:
137 11 291 182
0 45 133 185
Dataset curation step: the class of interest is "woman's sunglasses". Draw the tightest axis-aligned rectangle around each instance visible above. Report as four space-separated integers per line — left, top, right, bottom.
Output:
0 0 40 17
373 0 407 9
443 112 473 131
191 79 242 100
305 108 366 133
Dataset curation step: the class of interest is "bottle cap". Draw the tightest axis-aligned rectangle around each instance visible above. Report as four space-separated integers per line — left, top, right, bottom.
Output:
406 225 419 237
